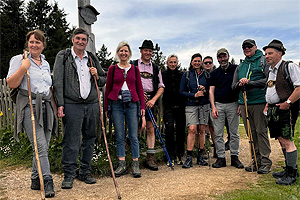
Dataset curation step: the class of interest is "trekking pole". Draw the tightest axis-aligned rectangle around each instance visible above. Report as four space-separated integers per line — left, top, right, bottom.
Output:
205 132 211 169
89 57 121 199
25 50 45 200
146 108 174 170
242 88 258 172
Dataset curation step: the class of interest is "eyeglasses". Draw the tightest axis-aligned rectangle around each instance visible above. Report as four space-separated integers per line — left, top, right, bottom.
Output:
243 45 253 50
204 61 212 65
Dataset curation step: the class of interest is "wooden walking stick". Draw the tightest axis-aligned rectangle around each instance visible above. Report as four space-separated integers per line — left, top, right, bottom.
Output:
242 89 258 172
25 51 45 200
89 57 122 199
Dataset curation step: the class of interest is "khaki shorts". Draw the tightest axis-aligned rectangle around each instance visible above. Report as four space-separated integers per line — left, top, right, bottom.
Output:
185 104 210 127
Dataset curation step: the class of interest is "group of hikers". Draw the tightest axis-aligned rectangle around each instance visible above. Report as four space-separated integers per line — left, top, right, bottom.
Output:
6 27 300 198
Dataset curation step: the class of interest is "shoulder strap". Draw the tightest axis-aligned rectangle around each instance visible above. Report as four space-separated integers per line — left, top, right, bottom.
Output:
186 71 190 90
63 48 71 66
283 60 293 88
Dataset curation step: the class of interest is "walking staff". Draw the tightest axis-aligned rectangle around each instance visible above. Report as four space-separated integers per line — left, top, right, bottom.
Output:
242 89 258 172
90 57 122 199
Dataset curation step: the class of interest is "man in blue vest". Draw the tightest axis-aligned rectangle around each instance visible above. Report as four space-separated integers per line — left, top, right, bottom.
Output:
232 39 272 174
263 39 300 185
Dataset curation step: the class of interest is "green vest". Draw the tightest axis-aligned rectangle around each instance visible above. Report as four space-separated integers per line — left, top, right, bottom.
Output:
238 50 266 105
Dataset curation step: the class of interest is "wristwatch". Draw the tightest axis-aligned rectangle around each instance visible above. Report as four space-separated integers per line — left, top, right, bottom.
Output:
286 99 292 104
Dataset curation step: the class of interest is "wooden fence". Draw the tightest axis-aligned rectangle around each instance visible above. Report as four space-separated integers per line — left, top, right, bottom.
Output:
0 78 14 130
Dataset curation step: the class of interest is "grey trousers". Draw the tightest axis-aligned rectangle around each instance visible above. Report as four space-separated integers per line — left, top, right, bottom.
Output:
213 102 240 158
240 103 272 167
23 104 52 180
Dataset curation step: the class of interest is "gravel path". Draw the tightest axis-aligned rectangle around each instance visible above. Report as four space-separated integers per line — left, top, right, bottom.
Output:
0 137 281 200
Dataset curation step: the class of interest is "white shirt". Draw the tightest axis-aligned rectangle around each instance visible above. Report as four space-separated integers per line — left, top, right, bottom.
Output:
266 60 300 104
71 47 91 99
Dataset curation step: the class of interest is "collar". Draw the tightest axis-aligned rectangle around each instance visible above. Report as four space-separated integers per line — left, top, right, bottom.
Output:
269 59 283 71
139 58 152 66
71 46 88 59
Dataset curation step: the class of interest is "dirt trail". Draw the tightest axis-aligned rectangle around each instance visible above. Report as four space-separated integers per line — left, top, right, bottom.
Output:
0 137 281 200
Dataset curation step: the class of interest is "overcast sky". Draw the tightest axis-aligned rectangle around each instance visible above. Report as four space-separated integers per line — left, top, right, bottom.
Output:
53 0 300 68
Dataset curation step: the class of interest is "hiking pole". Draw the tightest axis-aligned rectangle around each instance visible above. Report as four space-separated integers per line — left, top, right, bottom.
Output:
205 132 211 169
242 88 258 172
89 57 121 199
146 108 174 170
25 50 45 200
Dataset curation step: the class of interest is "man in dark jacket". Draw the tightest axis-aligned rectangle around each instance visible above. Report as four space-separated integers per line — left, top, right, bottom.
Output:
53 28 106 189
162 54 185 166
232 39 272 174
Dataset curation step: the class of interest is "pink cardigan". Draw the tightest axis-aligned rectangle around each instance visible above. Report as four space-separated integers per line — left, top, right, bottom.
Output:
104 64 145 111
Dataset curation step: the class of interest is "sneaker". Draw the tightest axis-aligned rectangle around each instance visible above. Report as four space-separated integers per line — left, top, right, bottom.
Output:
44 178 55 198
176 156 183 165
257 165 271 174
231 155 244 169
78 173 96 184
31 177 40 190
197 154 208 166
61 177 74 189
114 160 127 177
182 155 193 168
132 160 141 178
245 161 259 172
212 157 226 168
145 153 158 171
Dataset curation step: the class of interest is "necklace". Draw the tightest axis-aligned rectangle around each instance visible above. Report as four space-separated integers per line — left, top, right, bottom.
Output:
31 56 41 62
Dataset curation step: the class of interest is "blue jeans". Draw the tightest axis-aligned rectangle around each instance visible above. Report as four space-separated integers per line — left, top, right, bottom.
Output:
111 101 139 159
62 103 99 177
23 104 52 180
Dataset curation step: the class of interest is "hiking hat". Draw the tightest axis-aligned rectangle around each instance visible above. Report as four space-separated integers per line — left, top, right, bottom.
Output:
263 39 286 55
217 48 229 57
242 39 256 48
139 40 154 50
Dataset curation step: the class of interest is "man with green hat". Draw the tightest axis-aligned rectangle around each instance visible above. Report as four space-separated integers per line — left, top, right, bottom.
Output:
263 39 300 185
232 39 272 174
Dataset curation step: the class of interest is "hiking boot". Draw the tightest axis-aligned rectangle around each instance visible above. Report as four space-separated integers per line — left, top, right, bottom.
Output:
212 157 226 168
114 160 127 177
197 154 208 166
31 177 40 190
78 173 96 184
176 156 183 165
182 155 193 168
132 160 141 178
276 166 299 185
61 177 74 189
257 165 271 174
44 178 55 198
272 167 286 179
225 141 230 151
231 155 244 169
245 161 258 172
145 153 158 171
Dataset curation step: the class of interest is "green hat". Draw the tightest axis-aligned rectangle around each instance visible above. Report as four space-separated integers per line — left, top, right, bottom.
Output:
217 48 229 57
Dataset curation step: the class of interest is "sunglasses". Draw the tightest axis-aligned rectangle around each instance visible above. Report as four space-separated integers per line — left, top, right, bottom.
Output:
204 61 212 65
243 45 253 50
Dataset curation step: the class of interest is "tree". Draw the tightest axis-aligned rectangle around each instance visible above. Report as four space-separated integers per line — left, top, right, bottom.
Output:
152 43 166 71
0 0 27 78
26 0 51 33
96 44 114 73
230 58 236 65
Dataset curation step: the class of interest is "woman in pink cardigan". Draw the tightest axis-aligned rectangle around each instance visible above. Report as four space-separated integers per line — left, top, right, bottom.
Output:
104 41 145 178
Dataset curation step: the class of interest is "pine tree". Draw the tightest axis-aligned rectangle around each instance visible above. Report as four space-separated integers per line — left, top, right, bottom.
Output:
0 0 27 78
96 44 114 73
152 43 166 70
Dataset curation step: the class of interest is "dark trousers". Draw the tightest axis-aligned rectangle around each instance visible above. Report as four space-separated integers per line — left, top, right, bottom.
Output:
163 106 186 160
62 103 99 178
